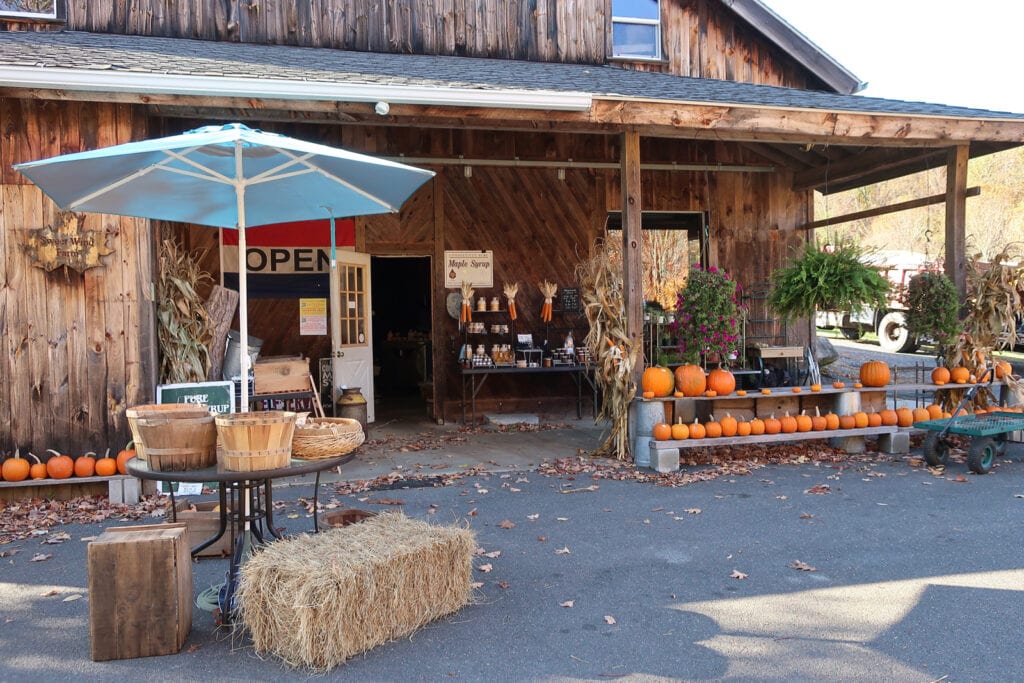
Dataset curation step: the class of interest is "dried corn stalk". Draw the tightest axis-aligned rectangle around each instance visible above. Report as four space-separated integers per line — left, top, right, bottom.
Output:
157 239 212 384
943 244 1024 410
460 281 475 324
503 281 519 320
576 240 638 460
539 280 557 322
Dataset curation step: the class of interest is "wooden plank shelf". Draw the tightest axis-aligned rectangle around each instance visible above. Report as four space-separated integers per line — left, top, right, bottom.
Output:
0 474 142 504
637 383 960 403
650 425 898 450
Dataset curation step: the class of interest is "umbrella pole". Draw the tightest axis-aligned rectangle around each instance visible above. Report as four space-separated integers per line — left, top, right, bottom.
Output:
235 142 251 413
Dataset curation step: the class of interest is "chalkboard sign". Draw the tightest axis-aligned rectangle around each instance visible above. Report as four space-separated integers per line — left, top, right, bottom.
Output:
560 287 581 312
156 381 235 414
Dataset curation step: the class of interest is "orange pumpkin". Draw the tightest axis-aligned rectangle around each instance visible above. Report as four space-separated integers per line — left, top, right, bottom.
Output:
736 420 752 437
116 443 137 475
736 390 748 397
674 364 707 397
95 449 118 477
671 419 690 440
896 407 915 427
879 409 899 426
749 418 766 435
642 366 675 398
45 449 74 480
853 382 863 389
653 422 672 441
859 360 891 387
779 413 798 434
853 411 869 428
926 404 943 420
838 414 856 429
912 407 931 423
792 387 802 394
824 412 840 430
761 388 772 395
810 408 827 431
950 366 970 384
994 360 1014 379
689 419 706 439
73 452 97 478
795 412 813 432
1 449 30 483
707 367 736 396
931 366 951 385
642 391 655 399
704 390 718 397
28 453 47 480
672 391 684 398
704 418 723 438
719 413 739 438
763 415 782 435
810 384 822 392
832 381 845 389
867 412 882 427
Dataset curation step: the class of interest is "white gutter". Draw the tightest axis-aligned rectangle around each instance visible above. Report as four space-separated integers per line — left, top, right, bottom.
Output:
0 65 593 111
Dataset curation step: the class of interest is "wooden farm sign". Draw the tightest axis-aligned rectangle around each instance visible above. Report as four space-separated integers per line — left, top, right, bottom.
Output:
22 212 113 273
444 250 493 288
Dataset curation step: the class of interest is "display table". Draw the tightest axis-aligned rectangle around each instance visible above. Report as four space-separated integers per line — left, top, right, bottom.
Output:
460 365 597 424
127 453 354 622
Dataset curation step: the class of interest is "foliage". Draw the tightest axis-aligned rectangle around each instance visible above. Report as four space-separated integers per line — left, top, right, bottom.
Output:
768 239 890 320
669 264 743 364
901 270 963 352
157 239 213 384
605 229 697 310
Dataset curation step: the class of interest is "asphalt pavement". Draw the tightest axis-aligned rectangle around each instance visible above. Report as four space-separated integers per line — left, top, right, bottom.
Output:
2 424 1023 682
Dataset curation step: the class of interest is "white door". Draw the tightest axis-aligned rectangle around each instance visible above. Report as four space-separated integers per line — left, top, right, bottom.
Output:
330 250 375 423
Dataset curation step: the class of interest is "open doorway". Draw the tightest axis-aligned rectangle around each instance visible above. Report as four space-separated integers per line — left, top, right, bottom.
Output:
371 255 432 420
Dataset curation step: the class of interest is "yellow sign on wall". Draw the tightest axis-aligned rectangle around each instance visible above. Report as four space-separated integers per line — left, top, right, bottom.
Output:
299 298 328 335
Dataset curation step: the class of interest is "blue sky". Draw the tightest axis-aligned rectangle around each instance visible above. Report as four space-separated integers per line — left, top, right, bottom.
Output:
762 1 1024 114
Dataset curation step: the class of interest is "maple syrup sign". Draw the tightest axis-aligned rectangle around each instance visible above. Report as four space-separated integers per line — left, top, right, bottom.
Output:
22 212 113 273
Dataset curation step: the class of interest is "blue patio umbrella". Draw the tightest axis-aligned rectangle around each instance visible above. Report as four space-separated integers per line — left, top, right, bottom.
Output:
15 123 434 409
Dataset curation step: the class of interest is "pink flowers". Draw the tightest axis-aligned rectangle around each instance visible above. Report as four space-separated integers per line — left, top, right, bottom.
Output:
670 263 745 364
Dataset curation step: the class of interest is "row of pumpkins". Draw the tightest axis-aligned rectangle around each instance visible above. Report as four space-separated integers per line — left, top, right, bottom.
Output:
641 360 1013 399
653 405 948 441
0 446 136 483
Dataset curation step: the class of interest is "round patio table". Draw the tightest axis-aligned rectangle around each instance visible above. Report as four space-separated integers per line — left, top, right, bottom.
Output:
127 453 355 622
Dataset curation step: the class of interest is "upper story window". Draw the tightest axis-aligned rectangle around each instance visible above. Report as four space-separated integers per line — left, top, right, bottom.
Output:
611 0 662 60
0 1 60 19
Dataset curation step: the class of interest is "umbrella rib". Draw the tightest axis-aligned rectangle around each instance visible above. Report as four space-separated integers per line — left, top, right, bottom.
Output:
66 152 187 209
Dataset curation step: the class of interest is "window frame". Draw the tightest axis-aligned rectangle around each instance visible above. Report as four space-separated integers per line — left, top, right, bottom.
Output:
0 1 64 21
610 0 663 61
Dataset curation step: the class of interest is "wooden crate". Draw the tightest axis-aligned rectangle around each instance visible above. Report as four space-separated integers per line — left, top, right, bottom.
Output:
171 500 232 558
87 523 192 661
254 355 309 394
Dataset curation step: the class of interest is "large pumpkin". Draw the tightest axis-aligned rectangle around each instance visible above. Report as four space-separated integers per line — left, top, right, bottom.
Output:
949 366 970 384
73 452 97 478
930 366 951 385
994 360 1014 379
1 449 30 483
706 368 736 396
719 413 738 437
652 422 672 441
896 407 915 427
642 366 675 398
45 450 74 480
673 364 707 397
859 360 891 387
95 449 118 477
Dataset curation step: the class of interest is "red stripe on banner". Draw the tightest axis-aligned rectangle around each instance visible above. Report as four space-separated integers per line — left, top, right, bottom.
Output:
220 219 355 247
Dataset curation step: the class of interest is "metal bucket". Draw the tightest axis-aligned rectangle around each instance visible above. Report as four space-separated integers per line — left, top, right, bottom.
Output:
336 387 368 434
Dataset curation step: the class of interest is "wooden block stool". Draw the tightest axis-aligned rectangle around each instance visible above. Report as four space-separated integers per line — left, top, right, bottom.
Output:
87 523 192 661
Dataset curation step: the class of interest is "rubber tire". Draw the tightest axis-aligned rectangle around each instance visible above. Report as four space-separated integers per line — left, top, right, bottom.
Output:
923 431 950 467
967 436 997 474
840 327 864 341
877 311 919 354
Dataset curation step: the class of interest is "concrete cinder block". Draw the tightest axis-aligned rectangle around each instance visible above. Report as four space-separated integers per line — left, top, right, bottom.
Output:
828 435 866 454
877 430 910 454
649 446 680 473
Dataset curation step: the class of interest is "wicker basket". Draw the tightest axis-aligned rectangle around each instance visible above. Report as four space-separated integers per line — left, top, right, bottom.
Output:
292 417 365 460
134 415 217 472
126 403 211 461
215 411 297 471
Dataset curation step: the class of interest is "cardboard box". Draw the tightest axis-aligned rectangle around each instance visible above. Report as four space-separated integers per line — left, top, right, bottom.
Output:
87 524 192 661
171 500 232 558
254 355 309 394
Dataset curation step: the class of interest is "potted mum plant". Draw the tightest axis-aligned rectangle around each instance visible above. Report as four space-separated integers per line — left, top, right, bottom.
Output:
669 263 744 367
901 270 963 359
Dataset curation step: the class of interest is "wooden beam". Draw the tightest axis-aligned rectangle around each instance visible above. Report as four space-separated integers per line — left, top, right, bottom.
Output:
945 145 969 299
792 148 948 191
801 186 980 231
620 129 643 388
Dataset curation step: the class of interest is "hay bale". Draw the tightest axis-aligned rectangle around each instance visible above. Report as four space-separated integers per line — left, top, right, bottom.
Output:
237 512 476 671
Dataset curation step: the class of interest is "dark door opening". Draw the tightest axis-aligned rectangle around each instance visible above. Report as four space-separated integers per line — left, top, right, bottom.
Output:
371 256 432 418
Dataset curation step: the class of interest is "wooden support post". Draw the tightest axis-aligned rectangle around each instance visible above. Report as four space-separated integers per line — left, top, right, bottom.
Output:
945 145 969 299
621 129 643 387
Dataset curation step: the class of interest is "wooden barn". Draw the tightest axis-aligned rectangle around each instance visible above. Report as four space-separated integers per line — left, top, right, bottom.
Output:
2 0 1023 454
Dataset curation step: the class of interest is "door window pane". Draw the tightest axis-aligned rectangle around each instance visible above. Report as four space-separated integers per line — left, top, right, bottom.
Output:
337 264 368 347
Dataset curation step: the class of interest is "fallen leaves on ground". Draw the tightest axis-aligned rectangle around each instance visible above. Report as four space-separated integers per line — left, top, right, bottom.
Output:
804 484 831 495
560 600 575 608
30 553 52 562
0 495 170 545
477 563 493 573
789 560 817 572
730 569 748 579
497 519 516 529
555 547 571 555
604 615 617 625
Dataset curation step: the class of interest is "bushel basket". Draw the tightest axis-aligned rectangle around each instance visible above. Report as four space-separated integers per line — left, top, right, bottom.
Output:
215 411 297 471
292 417 365 460
134 414 217 472
126 403 211 461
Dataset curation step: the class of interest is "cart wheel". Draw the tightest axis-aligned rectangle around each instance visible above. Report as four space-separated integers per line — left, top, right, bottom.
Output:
923 432 949 467
995 434 1008 456
967 437 997 474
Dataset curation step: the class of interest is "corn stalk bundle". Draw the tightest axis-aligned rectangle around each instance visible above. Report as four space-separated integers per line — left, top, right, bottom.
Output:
575 240 638 460
156 239 212 384
503 281 519 320
539 280 557 322
459 281 475 323
943 244 1024 410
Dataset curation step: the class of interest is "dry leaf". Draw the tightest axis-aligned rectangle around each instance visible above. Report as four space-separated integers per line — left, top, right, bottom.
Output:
483 550 501 559
527 514 540 521
497 519 516 529
799 513 813 519
643 519 651 524
603 615 617 625
537 536 548 542
560 485 598 494
1013 494 1024 499
467 508 478 516
470 582 484 589
509 487 521 493
0 550 20 558
556 517 569 521
497 581 510 589
30 553 52 563
804 484 831 495
62 594 83 602
789 560 817 572
684 508 702 515
555 547 571 555
186 644 202 653
478 563 493 573
730 569 748 579
367 498 405 506
951 474 969 483
40 589 59 597
560 600 575 608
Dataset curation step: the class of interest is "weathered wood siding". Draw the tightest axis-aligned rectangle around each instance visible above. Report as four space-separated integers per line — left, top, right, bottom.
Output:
56 0 820 88
0 99 155 454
